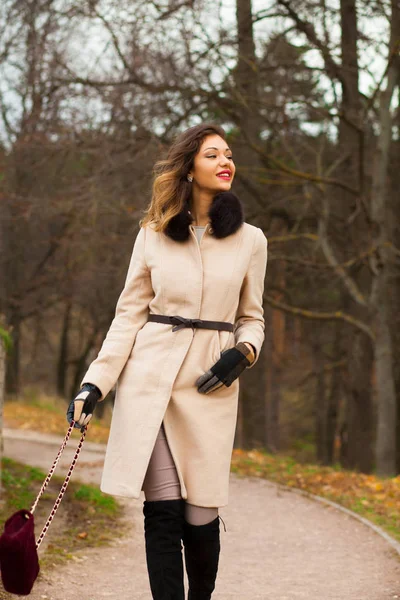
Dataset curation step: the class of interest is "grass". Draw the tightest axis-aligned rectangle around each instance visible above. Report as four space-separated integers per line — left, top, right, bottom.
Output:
0 457 124 598
4 388 110 444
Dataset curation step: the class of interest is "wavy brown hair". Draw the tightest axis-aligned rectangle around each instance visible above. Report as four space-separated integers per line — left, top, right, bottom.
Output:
139 123 227 232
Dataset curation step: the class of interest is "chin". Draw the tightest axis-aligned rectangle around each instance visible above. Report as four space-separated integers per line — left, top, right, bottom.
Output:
215 181 232 192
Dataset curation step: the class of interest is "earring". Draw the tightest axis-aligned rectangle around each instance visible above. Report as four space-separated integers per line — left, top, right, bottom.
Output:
187 175 193 182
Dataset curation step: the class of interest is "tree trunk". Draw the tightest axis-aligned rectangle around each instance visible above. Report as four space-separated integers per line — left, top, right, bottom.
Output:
345 333 374 473
235 0 260 145
373 309 397 475
369 0 399 474
69 330 99 399
391 88 400 472
338 0 375 473
312 332 326 464
234 0 264 198
0 338 5 503
263 214 287 452
57 301 72 396
326 371 340 465
5 311 21 397
234 385 245 448
264 306 280 453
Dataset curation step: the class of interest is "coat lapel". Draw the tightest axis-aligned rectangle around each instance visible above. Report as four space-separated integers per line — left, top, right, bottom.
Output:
164 191 244 242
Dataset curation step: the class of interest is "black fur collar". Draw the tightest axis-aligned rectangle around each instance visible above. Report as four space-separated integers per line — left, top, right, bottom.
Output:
164 191 244 242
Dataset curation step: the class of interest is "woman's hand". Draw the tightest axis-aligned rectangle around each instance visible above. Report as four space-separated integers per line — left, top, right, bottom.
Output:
67 383 102 430
195 342 254 394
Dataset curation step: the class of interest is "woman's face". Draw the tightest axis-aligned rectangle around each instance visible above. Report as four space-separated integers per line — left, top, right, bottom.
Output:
188 134 235 193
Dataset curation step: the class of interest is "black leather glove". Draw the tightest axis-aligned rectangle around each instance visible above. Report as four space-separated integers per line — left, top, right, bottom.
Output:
67 383 102 430
195 342 254 394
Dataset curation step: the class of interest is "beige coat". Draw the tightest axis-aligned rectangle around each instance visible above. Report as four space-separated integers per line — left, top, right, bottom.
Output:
81 214 268 507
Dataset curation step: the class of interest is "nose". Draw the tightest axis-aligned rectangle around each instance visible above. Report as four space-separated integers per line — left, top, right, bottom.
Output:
219 155 230 167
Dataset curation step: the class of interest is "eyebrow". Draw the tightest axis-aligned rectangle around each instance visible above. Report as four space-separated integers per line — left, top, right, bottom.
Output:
203 146 232 152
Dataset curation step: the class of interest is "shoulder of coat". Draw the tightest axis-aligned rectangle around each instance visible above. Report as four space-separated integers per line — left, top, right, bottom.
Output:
241 223 268 255
141 222 157 234
242 221 266 239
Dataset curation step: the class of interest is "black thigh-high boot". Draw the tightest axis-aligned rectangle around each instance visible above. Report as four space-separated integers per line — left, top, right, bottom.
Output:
143 499 186 600
182 516 220 600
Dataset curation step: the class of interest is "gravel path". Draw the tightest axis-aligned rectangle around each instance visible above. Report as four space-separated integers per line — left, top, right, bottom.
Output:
3 428 400 600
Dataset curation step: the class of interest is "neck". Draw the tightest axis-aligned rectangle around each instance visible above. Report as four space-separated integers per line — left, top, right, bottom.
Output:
189 187 214 226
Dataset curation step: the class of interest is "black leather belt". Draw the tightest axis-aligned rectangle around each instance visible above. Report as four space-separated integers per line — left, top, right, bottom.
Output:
147 313 234 333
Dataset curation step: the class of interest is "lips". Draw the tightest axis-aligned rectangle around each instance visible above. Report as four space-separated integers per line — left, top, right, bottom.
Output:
216 170 231 179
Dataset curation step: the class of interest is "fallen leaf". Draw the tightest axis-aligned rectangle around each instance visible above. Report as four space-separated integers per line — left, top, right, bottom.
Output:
77 531 88 539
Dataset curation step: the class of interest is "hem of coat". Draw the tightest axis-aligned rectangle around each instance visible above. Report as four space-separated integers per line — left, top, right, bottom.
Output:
99 480 229 508
100 482 142 499
100 485 228 508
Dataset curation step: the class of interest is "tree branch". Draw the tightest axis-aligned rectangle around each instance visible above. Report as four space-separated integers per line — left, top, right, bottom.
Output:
93 8 131 72
264 295 374 340
267 233 319 244
317 191 368 306
276 0 345 87
364 38 400 118
248 141 360 195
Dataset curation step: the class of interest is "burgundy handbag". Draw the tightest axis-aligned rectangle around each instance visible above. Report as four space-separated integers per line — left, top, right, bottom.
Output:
0 422 87 595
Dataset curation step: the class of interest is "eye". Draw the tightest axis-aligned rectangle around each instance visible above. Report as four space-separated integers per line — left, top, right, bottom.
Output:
206 155 234 160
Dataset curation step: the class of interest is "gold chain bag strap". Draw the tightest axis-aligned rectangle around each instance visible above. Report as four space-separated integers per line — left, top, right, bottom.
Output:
0 422 87 595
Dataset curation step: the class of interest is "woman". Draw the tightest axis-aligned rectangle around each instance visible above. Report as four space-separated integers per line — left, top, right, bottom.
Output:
67 122 268 599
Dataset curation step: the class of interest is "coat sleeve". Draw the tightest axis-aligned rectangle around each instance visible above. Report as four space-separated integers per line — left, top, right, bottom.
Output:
80 226 154 399
233 227 268 369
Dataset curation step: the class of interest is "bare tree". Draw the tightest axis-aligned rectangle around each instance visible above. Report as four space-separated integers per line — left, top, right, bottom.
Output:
0 320 11 503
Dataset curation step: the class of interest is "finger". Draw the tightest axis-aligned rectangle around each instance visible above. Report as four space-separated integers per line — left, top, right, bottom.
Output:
205 380 224 394
198 376 215 393
77 411 92 426
195 369 213 387
74 400 85 422
198 375 221 394
82 413 93 426
197 376 212 393
204 378 224 394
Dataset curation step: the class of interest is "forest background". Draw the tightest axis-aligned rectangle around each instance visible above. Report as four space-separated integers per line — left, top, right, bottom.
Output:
0 0 399 481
